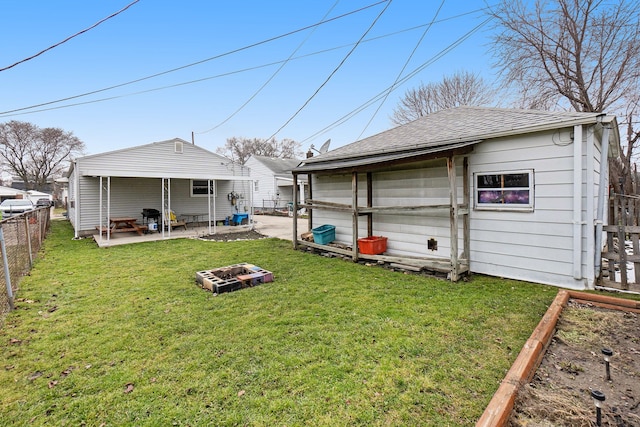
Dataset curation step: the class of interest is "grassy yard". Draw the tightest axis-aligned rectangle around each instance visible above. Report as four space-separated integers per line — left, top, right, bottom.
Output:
0 220 565 426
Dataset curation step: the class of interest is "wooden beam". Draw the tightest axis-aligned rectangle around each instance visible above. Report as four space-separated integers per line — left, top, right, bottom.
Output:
307 173 313 232
292 173 299 249
448 156 459 281
305 199 352 209
352 171 359 262
358 204 451 214
463 156 470 260
367 172 373 237
306 145 475 175
296 240 469 273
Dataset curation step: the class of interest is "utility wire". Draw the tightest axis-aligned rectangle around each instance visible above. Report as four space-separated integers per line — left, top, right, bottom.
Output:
0 0 387 116
300 17 493 145
0 4 489 117
0 0 140 72
356 0 445 140
267 0 393 140
0 6 492 120
196 1 341 135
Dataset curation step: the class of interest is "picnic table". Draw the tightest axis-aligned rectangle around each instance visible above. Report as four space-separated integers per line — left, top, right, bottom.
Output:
96 217 148 236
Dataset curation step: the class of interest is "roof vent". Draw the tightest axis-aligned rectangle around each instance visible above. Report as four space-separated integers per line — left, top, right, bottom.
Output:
175 140 183 153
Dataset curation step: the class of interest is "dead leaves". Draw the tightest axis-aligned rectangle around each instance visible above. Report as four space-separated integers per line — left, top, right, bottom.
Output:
27 371 43 381
60 367 74 377
124 383 134 394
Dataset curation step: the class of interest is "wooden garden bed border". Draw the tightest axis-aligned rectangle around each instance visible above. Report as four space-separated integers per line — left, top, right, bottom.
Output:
476 290 640 427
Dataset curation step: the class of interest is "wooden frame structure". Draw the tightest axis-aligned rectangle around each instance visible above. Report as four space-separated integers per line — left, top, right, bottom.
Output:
292 149 472 281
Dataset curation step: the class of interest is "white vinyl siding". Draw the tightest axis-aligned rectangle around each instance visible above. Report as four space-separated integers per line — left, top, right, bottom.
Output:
71 140 251 235
311 158 464 259
246 157 279 210
468 128 599 288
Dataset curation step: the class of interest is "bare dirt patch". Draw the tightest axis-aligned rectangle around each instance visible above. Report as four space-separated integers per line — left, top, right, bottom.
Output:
510 300 640 426
199 230 267 242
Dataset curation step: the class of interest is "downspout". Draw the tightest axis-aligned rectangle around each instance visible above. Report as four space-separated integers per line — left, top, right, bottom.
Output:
586 126 595 285
594 123 611 280
572 125 583 280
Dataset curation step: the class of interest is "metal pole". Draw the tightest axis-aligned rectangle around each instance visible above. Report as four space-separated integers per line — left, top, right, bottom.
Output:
0 226 14 310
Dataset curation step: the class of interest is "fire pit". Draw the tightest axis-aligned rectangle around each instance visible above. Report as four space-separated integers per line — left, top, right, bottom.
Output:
195 263 273 294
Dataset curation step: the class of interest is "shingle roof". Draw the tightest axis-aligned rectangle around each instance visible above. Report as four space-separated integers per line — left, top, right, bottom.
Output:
252 156 301 176
298 106 617 170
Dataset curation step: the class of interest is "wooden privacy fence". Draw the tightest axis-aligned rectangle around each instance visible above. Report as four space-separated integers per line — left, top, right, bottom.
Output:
601 193 640 291
0 208 51 320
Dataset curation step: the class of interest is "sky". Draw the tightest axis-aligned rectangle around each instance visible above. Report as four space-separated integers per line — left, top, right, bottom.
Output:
0 0 500 158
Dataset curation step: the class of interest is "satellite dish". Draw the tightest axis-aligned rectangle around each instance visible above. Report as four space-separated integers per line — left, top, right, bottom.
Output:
319 139 331 153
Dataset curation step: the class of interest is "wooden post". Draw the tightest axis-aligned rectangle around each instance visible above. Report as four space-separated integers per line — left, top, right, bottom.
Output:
618 195 628 289
448 156 459 281
307 173 313 232
463 156 470 261
367 172 373 237
352 171 359 262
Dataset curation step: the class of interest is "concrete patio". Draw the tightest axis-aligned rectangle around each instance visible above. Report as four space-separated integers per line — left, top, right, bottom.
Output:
91 214 309 247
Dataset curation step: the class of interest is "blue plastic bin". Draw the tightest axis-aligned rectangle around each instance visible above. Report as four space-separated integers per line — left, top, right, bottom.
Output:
232 213 249 226
312 224 336 245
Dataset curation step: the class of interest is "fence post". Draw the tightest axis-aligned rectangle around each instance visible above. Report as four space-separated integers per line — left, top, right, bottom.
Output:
0 226 14 311
24 215 33 268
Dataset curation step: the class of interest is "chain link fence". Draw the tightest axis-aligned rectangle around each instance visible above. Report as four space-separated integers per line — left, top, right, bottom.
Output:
0 208 51 319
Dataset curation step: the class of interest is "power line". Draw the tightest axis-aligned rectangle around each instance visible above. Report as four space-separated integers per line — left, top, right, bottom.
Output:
0 1 140 72
300 17 493 145
267 0 393 140
195 1 341 135
0 0 388 116
0 5 492 123
356 0 446 140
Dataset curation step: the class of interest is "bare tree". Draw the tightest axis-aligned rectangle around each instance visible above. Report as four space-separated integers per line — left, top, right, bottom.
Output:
391 71 495 125
489 0 640 193
490 0 640 113
216 137 302 165
0 120 85 191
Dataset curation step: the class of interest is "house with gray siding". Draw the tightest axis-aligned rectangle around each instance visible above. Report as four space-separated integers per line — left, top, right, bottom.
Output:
245 155 306 212
292 107 620 290
67 138 253 238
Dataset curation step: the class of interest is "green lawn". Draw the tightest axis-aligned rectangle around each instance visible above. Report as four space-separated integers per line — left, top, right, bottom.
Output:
1 220 565 426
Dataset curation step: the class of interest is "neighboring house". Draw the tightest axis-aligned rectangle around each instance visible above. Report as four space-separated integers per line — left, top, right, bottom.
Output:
292 106 620 290
0 186 27 202
26 190 53 205
67 138 253 238
245 155 307 212
54 177 69 208
10 176 54 193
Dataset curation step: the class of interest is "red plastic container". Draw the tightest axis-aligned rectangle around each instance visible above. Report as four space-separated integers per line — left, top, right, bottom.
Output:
357 236 388 255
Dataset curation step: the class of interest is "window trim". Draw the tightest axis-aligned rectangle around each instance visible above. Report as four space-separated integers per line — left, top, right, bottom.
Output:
190 179 215 197
473 169 534 211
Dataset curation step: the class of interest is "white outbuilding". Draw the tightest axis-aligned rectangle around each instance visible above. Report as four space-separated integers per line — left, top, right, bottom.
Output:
293 107 621 290
67 138 253 239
